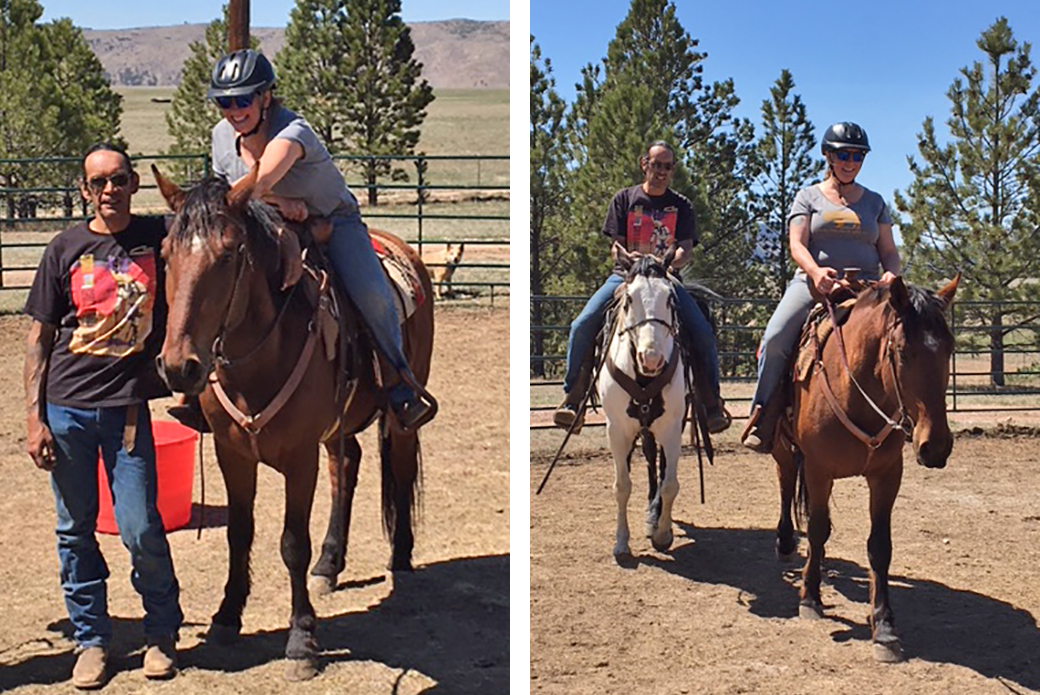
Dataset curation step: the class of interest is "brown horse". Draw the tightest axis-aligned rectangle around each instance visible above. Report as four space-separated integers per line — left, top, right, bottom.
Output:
152 167 434 680
772 274 959 663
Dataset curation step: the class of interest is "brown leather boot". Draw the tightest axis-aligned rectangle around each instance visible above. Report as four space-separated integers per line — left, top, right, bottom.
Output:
554 352 592 434
71 646 108 690
143 635 177 680
741 402 779 454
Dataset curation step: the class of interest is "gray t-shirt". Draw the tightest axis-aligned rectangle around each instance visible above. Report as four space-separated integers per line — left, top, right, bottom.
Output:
211 104 358 218
788 184 892 280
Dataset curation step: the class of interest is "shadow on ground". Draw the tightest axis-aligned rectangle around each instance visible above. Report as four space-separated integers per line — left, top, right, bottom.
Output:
0 554 509 693
639 523 1039 692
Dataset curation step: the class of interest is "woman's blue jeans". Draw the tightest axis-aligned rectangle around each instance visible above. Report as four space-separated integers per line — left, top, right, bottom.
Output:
46 403 182 648
326 212 416 405
563 274 721 398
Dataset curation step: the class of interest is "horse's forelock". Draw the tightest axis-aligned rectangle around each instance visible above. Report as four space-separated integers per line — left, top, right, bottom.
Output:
625 255 669 283
169 176 282 264
868 283 953 348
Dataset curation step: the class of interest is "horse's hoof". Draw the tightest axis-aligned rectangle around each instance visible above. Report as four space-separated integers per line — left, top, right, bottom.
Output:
798 601 824 620
206 623 240 645
284 658 319 681
775 537 798 559
308 574 337 596
613 545 631 562
873 641 905 663
650 530 673 552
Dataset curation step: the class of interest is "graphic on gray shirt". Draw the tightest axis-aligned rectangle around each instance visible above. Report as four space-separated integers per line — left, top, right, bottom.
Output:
787 184 892 279
211 104 358 218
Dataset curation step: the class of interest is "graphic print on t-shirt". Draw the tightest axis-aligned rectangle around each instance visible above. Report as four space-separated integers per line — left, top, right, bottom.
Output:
822 209 862 231
68 246 157 356
627 205 678 257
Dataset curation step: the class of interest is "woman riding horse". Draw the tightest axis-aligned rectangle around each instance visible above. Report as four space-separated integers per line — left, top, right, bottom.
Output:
742 122 901 452
170 49 435 432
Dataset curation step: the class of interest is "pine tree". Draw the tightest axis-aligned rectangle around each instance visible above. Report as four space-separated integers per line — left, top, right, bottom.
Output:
750 69 821 297
163 9 254 183
0 2 123 215
894 17 1040 386
530 37 569 377
278 0 434 206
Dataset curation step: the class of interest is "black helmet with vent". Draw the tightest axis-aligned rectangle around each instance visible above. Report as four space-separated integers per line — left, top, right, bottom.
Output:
207 49 276 99
821 122 871 154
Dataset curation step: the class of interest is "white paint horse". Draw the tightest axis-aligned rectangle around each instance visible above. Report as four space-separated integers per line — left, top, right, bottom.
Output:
599 246 686 559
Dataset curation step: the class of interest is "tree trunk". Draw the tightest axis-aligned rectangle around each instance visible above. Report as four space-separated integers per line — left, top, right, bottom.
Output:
530 229 545 377
366 162 379 207
989 311 1005 387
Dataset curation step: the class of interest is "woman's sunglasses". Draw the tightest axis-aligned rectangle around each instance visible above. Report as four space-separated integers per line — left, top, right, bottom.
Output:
86 173 131 195
214 92 257 110
834 151 866 163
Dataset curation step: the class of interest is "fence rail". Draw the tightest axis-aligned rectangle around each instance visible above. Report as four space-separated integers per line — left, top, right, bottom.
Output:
530 291 1040 430
0 152 509 305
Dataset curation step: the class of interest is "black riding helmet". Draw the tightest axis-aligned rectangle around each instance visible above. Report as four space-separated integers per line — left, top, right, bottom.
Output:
821 122 871 155
207 49 276 99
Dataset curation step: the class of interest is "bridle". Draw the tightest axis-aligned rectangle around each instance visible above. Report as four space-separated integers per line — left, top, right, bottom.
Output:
817 297 915 457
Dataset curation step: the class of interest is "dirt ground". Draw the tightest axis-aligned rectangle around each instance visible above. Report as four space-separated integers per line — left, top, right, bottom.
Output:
0 306 509 694
531 426 1040 694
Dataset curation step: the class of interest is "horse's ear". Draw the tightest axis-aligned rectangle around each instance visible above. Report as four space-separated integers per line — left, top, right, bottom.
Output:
937 273 960 308
226 163 259 210
151 165 184 211
613 242 634 271
889 275 911 313
662 245 677 270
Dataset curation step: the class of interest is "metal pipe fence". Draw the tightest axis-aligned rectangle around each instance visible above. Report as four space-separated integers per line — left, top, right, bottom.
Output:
0 152 509 305
530 292 1040 430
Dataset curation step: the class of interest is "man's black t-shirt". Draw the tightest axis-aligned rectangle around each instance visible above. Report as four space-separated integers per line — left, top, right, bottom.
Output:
602 185 697 276
24 215 169 408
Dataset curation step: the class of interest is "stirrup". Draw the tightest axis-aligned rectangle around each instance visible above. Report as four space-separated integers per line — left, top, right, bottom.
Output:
392 391 438 432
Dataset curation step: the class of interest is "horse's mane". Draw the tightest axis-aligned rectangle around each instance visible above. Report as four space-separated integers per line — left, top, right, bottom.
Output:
860 282 953 347
170 176 283 267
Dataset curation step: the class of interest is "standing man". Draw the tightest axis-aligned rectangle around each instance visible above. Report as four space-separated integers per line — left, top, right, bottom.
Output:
554 141 730 434
24 143 182 688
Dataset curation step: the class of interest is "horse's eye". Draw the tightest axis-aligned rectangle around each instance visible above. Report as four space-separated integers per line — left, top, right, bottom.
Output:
217 250 235 265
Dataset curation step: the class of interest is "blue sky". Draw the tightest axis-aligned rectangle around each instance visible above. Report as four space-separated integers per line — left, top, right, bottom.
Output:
39 0 509 28
532 0 1040 223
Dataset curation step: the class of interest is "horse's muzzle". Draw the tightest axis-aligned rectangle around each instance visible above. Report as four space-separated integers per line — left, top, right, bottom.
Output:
156 355 208 396
915 437 952 469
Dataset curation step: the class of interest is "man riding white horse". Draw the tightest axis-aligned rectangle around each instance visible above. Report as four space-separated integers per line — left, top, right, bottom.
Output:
554 141 730 435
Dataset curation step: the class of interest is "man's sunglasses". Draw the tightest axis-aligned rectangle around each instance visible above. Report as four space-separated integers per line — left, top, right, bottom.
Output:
834 151 866 163
649 161 675 171
214 92 257 110
86 173 131 195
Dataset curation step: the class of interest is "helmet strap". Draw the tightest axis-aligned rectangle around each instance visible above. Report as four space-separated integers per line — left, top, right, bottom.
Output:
233 99 270 157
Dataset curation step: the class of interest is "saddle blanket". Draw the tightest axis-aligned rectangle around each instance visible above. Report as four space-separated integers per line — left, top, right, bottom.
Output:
371 236 425 322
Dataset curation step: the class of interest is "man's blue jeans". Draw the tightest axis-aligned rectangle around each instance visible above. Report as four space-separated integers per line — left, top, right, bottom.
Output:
326 212 416 406
46 403 182 648
562 274 721 398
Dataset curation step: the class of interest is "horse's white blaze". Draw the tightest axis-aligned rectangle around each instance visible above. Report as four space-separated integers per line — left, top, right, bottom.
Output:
190 232 206 255
599 272 685 558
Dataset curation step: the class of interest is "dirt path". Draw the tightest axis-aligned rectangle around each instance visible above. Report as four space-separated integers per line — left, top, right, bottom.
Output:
531 431 1040 694
0 307 509 695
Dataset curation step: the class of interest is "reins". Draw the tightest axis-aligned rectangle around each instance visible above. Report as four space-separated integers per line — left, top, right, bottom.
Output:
816 295 914 461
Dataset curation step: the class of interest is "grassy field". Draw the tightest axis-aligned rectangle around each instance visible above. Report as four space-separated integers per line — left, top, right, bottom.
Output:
115 87 509 158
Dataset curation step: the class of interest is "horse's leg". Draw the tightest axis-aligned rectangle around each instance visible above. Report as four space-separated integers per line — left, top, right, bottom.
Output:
280 445 321 681
310 435 362 595
608 425 634 559
380 420 420 572
209 443 258 643
649 434 680 552
774 445 799 558
867 467 905 663
799 468 832 619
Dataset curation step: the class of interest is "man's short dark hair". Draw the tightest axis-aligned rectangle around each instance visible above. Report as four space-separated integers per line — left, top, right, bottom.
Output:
641 140 676 166
81 142 133 179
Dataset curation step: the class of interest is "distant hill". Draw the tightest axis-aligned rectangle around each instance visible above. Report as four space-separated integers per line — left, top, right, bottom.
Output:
82 19 508 90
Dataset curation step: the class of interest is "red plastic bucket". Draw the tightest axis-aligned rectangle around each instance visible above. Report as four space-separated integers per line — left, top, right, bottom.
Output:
96 420 197 535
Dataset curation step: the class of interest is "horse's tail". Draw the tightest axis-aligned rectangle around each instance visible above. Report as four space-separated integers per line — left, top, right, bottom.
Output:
379 415 423 542
793 449 809 532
